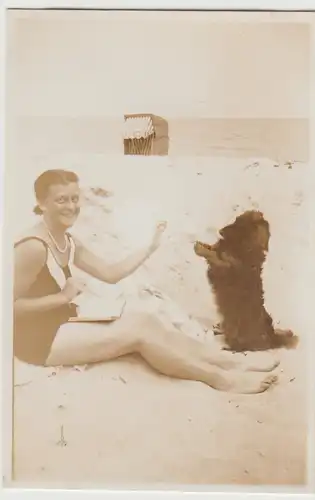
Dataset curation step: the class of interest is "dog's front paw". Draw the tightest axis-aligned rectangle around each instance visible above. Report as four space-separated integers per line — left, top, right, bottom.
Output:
194 241 208 258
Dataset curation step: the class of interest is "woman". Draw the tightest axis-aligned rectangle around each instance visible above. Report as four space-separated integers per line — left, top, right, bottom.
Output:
14 169 279 394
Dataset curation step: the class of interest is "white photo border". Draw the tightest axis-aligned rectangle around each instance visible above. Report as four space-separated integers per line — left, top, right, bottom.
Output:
1 1 314 500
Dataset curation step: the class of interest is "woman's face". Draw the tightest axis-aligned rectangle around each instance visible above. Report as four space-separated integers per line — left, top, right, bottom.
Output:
39 182 81 228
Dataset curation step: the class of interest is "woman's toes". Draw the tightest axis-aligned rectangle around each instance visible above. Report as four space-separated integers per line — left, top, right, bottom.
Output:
260 374 278 391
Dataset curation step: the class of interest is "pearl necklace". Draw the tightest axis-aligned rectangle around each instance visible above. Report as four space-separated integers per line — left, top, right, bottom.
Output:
44 221 69 254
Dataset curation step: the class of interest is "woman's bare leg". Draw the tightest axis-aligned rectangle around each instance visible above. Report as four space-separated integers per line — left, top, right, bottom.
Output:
46 311 278 394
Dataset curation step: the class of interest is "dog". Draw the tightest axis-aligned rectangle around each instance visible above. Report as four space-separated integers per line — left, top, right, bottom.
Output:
194 210 298 351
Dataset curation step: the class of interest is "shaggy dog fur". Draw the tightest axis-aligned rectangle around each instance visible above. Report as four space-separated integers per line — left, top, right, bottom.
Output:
194 210 298 352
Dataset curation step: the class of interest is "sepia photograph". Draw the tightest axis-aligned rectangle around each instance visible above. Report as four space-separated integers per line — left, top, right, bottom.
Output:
3 6 315 491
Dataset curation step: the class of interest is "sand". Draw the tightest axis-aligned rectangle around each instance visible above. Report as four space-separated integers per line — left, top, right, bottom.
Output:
11 155 312 488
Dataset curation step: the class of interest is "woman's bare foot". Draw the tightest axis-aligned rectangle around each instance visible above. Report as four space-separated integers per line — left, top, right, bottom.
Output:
213 371 278 394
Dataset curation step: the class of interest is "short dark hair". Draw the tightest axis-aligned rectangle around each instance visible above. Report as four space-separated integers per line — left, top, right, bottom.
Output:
33 169 79 215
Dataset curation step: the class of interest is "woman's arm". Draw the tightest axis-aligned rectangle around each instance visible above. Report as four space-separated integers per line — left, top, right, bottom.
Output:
73 236 154 284
14 239 69 316
15 293 69 315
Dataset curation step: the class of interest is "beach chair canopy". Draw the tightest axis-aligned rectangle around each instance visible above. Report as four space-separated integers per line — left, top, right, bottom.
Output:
123 115 155 140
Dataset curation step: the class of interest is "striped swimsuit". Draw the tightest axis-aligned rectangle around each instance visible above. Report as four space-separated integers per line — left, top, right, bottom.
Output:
14 234 78 365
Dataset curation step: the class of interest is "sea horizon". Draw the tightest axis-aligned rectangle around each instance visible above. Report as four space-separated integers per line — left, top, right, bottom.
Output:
8 116 309 164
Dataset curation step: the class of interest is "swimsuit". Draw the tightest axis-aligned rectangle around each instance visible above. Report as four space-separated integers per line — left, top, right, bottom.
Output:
14 234 78 365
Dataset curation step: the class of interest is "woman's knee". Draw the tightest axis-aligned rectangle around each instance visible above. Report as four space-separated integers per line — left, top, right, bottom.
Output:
122 310 166 346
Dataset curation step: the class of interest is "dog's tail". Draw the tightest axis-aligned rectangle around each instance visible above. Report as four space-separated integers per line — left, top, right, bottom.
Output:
272 329 299 349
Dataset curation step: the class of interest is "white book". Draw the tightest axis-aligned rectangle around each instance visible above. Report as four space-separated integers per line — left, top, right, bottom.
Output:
69 291 126 323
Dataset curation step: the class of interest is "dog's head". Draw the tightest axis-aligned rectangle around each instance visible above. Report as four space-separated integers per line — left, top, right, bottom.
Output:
194 210 270 268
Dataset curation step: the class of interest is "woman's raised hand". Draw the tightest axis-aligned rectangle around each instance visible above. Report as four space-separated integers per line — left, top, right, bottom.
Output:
150 221 168 253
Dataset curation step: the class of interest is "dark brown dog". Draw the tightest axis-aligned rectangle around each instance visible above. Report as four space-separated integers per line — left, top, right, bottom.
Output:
194 210 298 351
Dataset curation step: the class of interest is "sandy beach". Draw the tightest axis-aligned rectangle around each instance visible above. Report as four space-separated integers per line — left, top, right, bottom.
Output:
11 154 312 487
